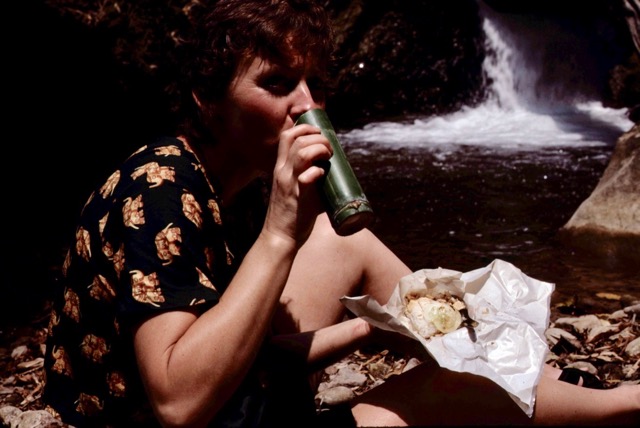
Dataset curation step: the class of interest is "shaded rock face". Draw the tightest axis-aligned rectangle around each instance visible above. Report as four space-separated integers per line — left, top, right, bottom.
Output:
323 0 640 127
33 0 638 129
326 0 486 127
560 124 640 265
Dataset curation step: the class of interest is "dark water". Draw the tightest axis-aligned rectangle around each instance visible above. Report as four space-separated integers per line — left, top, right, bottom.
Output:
345 142 640 307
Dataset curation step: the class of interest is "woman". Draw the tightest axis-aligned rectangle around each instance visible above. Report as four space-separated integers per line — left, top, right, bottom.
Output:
43 0 639 426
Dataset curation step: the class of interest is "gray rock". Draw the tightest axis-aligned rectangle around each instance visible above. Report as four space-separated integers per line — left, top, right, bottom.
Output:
402 357 422 373
563 362 599 376
0 406 67 428
545 327 582 349
586 324 620 344
0 406 21 425
624 303 640 315
554 314 605 334
315 386 355 406
9 347 28 360
328 364 368 388
624 336 640 357
560 124 640 264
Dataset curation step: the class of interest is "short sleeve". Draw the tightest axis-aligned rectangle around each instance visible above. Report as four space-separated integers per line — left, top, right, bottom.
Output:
99 140 234 319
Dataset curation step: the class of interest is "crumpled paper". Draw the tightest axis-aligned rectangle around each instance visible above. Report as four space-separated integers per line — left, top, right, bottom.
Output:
340 258 554 417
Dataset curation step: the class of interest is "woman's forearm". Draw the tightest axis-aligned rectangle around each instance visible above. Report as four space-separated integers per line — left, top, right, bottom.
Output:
135 230 299 426
268 317 373 370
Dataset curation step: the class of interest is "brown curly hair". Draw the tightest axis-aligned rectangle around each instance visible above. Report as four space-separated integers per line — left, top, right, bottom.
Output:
176 0 336 146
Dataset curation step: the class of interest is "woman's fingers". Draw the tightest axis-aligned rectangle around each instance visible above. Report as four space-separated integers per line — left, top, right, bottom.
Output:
266 123 335 243
297 164 326 185
291 139 332 183
272 123 332 200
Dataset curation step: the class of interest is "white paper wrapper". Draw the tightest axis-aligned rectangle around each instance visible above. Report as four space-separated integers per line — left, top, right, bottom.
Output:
340 258 554 417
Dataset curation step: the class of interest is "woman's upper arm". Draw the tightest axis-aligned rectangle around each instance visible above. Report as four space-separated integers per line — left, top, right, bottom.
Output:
131 309 198 402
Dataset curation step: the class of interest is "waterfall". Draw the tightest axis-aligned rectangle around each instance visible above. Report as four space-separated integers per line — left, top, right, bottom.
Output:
341 3 634 149
481 16 522 111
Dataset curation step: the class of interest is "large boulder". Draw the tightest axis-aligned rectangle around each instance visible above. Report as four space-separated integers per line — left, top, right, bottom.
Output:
559 124 640 264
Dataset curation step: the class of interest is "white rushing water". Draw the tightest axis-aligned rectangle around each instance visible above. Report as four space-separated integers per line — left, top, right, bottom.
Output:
340 5 634 150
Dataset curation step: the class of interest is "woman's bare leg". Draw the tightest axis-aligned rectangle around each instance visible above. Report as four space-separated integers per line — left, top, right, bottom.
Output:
278 217 640 426
351 357 531 426
276 215 411 334
532 378 639 426
351 358 640 426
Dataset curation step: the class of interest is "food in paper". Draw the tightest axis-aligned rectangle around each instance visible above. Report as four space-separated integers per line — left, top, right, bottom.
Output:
401 292 468 339
340 259 555 417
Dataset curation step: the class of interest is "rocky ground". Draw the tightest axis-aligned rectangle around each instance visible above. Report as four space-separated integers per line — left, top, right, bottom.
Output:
1 293 639 427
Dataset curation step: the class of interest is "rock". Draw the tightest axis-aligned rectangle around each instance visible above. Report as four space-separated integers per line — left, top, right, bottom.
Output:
624 337 640 357
559 124 640 265
403 357 422 373
624 303 640 315
326 364 368 388
17 410 65 428
586 324 620 344
563 362 599 376
554 314 606 334
315 386 355 406
0 406 67 428
611 326 637 342
545 327 582 349
10 347 28 360
0 406 21 424
609 309 628 320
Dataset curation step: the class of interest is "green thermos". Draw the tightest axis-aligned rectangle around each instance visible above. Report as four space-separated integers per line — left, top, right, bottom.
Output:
296 108 374 236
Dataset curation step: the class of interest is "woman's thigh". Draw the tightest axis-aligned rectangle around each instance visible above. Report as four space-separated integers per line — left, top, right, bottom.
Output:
275 216 364 333
350 358 531 426
275 214 411 334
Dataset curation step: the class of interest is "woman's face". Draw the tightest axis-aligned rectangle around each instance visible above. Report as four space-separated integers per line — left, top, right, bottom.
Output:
208 54 327 173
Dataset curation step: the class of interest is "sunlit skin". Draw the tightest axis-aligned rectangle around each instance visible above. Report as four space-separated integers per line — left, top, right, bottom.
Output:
194 55 329 203
132 50 640 428
132 52 351 427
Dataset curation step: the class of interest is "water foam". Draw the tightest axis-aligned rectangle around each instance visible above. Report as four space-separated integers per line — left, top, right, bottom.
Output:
340 5 633 150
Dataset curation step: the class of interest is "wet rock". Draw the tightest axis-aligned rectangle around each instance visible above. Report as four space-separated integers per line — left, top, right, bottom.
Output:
559 124 640 265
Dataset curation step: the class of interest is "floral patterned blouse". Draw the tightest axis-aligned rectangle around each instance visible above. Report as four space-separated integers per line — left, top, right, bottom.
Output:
43 137 272 427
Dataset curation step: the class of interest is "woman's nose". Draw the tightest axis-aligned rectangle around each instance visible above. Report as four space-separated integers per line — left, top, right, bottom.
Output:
291 79 323 118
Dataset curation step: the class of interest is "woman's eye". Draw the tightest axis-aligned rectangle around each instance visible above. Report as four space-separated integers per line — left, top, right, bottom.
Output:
261 76 296 95
258 73 328 99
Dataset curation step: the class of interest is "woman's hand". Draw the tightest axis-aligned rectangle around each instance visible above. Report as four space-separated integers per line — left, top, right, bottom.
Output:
267 317 374 370
264 123 333 247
